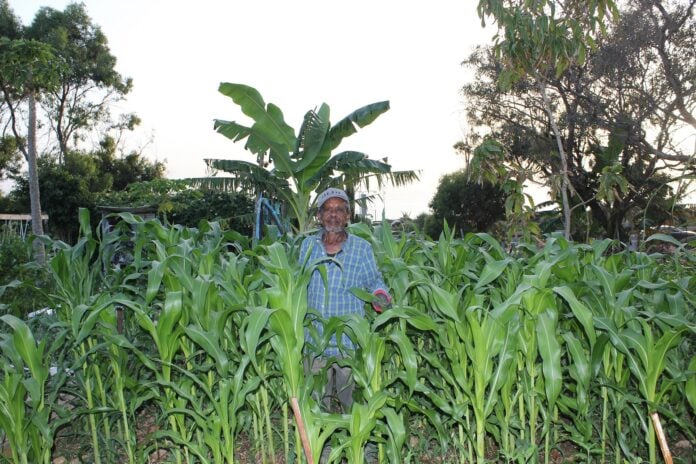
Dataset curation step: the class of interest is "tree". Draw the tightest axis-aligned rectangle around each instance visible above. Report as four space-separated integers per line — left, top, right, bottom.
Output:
8 143 165 243
475 0 620 239
426 169 506 239
25 3 133 162
194 83 419 234
461 0 695 241
0 1 63 263
0 0 19 40
92 136 165 190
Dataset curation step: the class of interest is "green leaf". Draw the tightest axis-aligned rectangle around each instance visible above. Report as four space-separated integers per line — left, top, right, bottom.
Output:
184 324 228 377
686 356 696 412
553 286 596 346
1 316 40 372
475 257 511 290
388 331 418 397
75 299 113 345
146 260 164 305
293 104 330 173
157 290 183 360
373 306 439 332
242 307 273 372
217 83 296 151
429 285 462 322
325 101 390 153
383 407 406 461
562 332 590 387
536 308 562 410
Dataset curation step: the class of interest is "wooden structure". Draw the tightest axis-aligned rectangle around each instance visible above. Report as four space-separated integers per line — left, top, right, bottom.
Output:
0 213 49 240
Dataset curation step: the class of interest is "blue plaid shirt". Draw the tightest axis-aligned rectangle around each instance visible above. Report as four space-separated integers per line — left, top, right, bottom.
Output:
300 230 387 356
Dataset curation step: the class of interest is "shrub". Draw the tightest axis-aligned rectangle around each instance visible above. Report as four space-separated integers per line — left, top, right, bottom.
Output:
0 233 52 317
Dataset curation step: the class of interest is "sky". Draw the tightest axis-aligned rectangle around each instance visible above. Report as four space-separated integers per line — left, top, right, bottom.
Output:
12 0 494 219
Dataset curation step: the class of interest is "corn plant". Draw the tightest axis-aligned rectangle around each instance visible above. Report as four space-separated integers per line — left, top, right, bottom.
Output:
44 209 140 463
0 315 52 464
7 210 696 463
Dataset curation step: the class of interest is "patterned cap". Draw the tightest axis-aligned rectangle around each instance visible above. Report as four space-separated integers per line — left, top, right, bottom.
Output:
316 188 349 210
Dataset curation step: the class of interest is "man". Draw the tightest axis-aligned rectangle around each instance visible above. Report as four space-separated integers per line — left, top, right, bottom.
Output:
300 187 391 412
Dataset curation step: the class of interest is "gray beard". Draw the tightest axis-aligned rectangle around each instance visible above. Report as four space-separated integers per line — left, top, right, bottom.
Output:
323 225 346 234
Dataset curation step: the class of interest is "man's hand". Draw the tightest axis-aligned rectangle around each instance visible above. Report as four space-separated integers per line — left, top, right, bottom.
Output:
372 289 392 313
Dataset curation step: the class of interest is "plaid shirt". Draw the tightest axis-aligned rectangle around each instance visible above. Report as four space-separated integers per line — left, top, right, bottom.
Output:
300 230 387 356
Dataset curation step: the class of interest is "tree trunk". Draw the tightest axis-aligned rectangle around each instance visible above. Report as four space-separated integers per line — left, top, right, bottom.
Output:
538 78 572 240
27 90 46 264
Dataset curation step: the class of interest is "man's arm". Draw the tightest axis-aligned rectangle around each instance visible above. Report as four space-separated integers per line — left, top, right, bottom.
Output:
362 243 392 312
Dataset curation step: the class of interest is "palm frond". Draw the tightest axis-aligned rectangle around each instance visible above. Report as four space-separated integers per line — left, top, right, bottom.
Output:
293 109 319 158
294 104 330 173
214 119 253 144
194 158 290 196
217 83 296 151
325 101 390 153
386 170 421 186
309 151 420 193
186 176 251 193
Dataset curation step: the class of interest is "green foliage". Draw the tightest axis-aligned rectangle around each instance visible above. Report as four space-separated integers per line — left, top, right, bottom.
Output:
0 135 21 180
25 3 133 158
476 0 618 87
168 189 253 234
0 36 61 97
97 178 254 235
427 170 506 239
475 0 620 239
7 144 166 243
91 136 165 191
2 213 695 463
461 0 695 241
0 0 21 39
0 314 54 464
198 83 418 233
0 234 52 317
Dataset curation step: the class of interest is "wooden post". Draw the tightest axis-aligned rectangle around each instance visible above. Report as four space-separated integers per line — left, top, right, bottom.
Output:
651 412 673 464
290 397 313 464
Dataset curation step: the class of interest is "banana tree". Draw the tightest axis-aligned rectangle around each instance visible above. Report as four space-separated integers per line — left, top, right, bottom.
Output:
192 83 418 233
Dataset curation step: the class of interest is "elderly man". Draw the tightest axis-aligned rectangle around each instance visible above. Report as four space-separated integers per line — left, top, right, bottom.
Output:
300 187 391 411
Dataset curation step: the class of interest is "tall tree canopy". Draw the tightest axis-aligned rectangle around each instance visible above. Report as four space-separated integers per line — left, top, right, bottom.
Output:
1 1 143 256
25 2 133 162
476 0 620 238
0 0 63 263
461 0 695 240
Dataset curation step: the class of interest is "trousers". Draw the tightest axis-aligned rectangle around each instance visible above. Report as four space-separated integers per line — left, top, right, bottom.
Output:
308 358 354 413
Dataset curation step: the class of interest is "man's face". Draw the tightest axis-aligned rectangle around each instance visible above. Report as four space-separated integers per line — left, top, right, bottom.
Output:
319 197 349 233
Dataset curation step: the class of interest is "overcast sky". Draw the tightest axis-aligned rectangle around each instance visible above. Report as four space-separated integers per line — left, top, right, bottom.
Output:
13 0 493 218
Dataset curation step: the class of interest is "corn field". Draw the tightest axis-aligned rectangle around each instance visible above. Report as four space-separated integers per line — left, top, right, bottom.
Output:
1 210 695 463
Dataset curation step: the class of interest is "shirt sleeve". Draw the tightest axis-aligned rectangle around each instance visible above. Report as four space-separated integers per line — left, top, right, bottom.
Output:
361 241 388 295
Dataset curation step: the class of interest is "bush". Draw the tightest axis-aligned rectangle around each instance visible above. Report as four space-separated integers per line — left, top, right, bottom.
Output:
0 233 53 317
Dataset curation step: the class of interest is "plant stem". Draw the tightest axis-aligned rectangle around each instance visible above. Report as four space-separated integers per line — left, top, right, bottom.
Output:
476 413 486 464
601 386 608 464
81 344 102 464
261 386 277 464
283 403 289 464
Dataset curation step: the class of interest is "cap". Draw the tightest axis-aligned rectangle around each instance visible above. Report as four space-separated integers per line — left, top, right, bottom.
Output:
316 188 349 210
